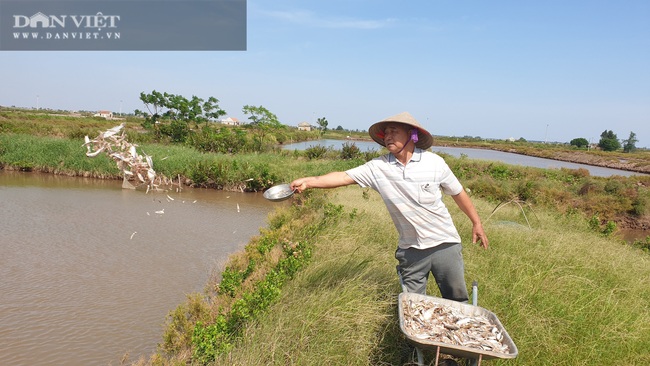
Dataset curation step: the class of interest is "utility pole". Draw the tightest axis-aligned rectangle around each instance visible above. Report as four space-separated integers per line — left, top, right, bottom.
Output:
544 124 549 144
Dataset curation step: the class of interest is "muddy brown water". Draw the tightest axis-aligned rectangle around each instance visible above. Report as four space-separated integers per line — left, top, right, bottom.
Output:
0 171 281 365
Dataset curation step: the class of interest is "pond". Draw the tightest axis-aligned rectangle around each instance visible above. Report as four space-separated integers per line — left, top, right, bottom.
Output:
0 171 279 365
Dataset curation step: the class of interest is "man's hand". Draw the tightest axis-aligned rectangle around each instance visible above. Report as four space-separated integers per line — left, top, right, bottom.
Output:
290 178 309 193
472 223 489 249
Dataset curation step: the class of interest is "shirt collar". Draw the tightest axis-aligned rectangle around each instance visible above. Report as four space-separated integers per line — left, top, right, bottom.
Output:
388 148 423 165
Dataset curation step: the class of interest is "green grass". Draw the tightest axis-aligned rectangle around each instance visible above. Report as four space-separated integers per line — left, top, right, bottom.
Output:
468 206 649 365
218 189 649 366
0 133 119 176
0 133 365 191
0 108 134 138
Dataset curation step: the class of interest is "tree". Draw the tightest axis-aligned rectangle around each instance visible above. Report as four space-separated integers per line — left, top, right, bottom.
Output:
241 105 280 127
623 131 638 153
135 90 226 142
598 130 621 152
317 117 328 133
570 137 589 148
134 90 165 128
242 105 282 151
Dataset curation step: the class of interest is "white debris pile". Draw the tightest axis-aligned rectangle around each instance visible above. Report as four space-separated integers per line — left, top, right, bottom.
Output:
402 298 511 354
83 123 178 192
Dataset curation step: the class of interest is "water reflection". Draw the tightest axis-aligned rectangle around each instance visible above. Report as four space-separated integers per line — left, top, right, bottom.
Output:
0 171 279 365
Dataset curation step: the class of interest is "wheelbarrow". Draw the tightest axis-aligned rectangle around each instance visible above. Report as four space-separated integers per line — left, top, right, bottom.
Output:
398 272 518 366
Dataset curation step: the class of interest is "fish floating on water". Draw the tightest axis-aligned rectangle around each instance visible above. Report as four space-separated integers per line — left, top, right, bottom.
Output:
402 298 510 354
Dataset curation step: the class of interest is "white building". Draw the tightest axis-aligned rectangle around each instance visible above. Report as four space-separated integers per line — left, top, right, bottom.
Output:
93 110 113 119
220 117 241 126
297 122 312 131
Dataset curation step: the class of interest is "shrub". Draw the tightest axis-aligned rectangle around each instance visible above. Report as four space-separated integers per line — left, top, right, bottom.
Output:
488 163 512 180
570 137 589 148
159 119 190 143
588 215 601 232
587 214 617 236
578 181 600 196
631 196 647 216
363 149 382 161
192 317 232 363
516 180 539 201
340 142 361 160
305 145 329 160
66 127 97 140
604 179 624 195
602 220 617 236
187 126 250 154
631 236 650 252
465 177 512 202
218 260 256 297
188 161 211 185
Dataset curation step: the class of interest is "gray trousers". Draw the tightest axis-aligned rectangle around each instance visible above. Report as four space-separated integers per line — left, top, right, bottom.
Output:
395 243 469 302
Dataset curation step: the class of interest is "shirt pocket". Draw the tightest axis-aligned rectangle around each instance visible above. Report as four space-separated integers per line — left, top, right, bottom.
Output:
418 182 441 205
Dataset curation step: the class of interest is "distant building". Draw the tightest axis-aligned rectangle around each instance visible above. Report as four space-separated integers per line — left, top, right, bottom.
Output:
94 110 113 119
220 117 241 126
298 121 312 131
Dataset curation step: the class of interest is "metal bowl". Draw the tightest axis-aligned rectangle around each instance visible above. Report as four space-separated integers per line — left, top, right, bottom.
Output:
263 183 295 202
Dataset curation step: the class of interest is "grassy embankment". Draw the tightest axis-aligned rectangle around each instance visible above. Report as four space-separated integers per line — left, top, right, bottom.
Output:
131 187 649 365
2 111 649 365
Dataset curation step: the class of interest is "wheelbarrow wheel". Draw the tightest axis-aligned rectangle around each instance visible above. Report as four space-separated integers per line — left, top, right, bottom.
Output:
406 346 461 366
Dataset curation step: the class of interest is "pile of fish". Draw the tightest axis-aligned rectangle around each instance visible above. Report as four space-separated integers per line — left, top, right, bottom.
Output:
83 123 178 192
402 298 510 354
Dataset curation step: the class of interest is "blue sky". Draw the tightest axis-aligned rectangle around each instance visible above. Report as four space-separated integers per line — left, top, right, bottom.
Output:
1 0 649 147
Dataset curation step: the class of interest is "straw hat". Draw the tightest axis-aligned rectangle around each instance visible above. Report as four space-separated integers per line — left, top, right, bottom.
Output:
368 112 433 149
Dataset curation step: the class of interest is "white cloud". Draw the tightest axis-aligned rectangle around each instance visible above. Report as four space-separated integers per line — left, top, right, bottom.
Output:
252 6 394 30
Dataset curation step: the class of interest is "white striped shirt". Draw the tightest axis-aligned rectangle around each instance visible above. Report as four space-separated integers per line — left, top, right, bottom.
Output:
346 148 463 249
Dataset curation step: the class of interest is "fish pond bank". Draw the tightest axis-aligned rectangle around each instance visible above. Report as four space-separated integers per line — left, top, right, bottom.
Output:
138 186 650 365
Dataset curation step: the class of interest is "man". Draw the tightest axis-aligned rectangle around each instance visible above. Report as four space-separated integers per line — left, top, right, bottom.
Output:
290 112 488 302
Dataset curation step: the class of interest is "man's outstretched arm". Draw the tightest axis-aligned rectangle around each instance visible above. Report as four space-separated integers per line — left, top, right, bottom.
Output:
291 172 356 192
